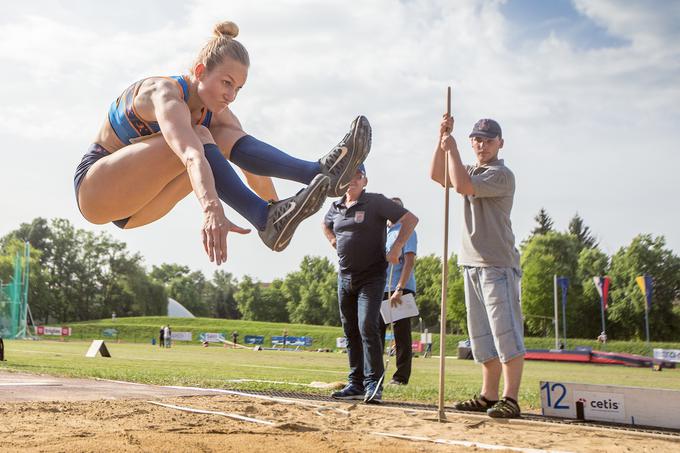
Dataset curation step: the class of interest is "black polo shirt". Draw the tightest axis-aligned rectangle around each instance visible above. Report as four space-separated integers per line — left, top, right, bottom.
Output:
324 190 408 282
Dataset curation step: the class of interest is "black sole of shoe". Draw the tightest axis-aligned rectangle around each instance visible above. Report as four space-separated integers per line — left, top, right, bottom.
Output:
272 175 330 252
331 395 365 400
327 116 372 197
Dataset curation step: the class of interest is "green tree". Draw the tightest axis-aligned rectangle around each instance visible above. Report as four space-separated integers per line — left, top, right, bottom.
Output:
446 257 466 334
261 279 290 323
531 208 554 236
204 270 240 319
283 256 338 326
0 217 51 255
520 232 581 337
414 254 444 329
569 213 598 249
151 263 209 316
575 246 610 338
235 275 269 321
607 235 680 341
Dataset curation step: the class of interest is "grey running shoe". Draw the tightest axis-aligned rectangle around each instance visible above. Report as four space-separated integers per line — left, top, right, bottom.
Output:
364 381 382 404
319 115 372 197
259 174 330 252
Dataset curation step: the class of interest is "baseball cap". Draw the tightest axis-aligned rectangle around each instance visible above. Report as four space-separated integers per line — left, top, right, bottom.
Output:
469 118 502 139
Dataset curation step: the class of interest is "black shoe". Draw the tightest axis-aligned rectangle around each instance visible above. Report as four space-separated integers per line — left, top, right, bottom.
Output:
487 397 521 419
331 383 365 400
453 395 498 413
318 116 372 197
258 174 330 251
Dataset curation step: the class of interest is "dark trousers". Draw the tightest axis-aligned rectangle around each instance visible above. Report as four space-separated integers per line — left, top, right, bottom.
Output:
380 291 414 384
338 274 385 388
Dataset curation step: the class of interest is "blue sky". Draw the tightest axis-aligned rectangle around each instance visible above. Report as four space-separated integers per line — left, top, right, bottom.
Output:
1 0 679 282
501 0 628 49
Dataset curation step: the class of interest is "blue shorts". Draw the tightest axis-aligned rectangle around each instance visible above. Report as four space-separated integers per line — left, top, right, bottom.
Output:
73 144 130 229
463 266 524 363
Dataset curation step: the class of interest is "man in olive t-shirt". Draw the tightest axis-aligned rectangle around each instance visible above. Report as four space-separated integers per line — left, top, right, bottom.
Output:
430 115 524 419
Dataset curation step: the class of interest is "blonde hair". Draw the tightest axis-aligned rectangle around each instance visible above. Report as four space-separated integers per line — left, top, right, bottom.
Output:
191 21 250 75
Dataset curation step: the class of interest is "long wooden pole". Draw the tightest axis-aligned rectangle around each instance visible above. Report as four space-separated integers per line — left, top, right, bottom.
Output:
437 86 451 422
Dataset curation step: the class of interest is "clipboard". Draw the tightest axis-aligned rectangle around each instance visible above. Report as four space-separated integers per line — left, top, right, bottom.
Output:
380 292 419 324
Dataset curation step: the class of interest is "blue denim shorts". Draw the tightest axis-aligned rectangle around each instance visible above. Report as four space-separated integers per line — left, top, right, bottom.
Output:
463 266 524 363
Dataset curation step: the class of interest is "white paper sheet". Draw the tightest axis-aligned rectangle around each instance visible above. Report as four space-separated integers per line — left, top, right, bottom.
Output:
380 293 419 324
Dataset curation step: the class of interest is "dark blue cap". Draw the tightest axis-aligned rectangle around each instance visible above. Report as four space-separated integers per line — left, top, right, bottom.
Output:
358 163 366 175
469 118 502 139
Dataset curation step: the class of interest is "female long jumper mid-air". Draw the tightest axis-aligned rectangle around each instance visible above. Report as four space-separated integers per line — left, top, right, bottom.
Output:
74 20 371 265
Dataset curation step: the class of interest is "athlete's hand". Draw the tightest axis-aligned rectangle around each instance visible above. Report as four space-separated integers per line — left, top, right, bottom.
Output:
202 206 251 265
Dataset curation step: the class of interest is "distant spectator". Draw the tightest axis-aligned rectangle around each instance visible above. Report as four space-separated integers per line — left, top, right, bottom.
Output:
164 325 172 348
597 331 607 344
159 326 165 348
232 331 239 348
283 329 288 348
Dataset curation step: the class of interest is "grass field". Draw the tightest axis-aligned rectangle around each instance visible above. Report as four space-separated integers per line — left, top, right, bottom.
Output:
2 338 679 411
67 316 680 356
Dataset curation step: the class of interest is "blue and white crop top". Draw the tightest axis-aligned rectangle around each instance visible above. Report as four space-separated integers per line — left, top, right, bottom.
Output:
98 75 212 151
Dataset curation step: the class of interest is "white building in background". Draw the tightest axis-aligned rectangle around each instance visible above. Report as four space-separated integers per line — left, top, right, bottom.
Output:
167 298 195 318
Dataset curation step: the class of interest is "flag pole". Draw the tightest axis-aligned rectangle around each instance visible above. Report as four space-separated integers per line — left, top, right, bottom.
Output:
561 282 567 350
599 284 606 339
553 275 559 349
437 86 451 423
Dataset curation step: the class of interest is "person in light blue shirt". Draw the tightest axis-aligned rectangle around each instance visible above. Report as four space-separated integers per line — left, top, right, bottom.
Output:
380 197 418 385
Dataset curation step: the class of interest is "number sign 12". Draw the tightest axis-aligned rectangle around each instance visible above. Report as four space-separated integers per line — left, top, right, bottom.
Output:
541 382 570 409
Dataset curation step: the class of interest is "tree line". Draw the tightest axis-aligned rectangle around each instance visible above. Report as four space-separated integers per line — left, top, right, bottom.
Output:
1 213 678 341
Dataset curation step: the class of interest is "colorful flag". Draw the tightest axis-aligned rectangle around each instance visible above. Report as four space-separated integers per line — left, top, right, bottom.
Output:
635 275 653 311
593 276 611 311
557 277 569 310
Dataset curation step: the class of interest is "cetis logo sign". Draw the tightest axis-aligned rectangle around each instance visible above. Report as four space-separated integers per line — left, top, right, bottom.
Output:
574 391 626 422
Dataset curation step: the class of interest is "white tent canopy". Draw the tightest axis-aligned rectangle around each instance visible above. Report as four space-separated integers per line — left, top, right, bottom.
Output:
167 298 195 318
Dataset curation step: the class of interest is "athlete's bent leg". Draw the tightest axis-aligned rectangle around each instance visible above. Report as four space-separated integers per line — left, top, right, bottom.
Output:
78 136 188 224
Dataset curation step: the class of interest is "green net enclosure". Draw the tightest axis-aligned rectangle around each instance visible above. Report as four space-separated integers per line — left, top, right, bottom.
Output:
0 244 30 339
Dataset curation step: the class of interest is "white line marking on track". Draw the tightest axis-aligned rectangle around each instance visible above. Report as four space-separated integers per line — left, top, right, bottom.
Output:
147 401 276 426
371 432 574 453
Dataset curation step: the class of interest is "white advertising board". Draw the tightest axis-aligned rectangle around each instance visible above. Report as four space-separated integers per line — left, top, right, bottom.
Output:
199 332 225 343
37 326 71 336
653 348 680 363
540 381 680 429
171 331 192 342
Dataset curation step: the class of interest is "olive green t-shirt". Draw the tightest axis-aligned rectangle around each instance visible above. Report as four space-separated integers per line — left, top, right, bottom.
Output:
458 158 520 269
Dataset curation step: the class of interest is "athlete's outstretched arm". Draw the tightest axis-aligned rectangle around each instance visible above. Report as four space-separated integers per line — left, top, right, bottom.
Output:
152 80 249 265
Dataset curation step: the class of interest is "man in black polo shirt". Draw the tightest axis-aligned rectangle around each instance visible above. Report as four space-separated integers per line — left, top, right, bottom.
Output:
322 164 418 403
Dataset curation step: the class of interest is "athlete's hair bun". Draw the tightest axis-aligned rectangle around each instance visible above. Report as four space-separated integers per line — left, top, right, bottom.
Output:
213 21 239 39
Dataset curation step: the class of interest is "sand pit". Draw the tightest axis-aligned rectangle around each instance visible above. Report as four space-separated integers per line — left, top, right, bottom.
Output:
0 371 677 452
